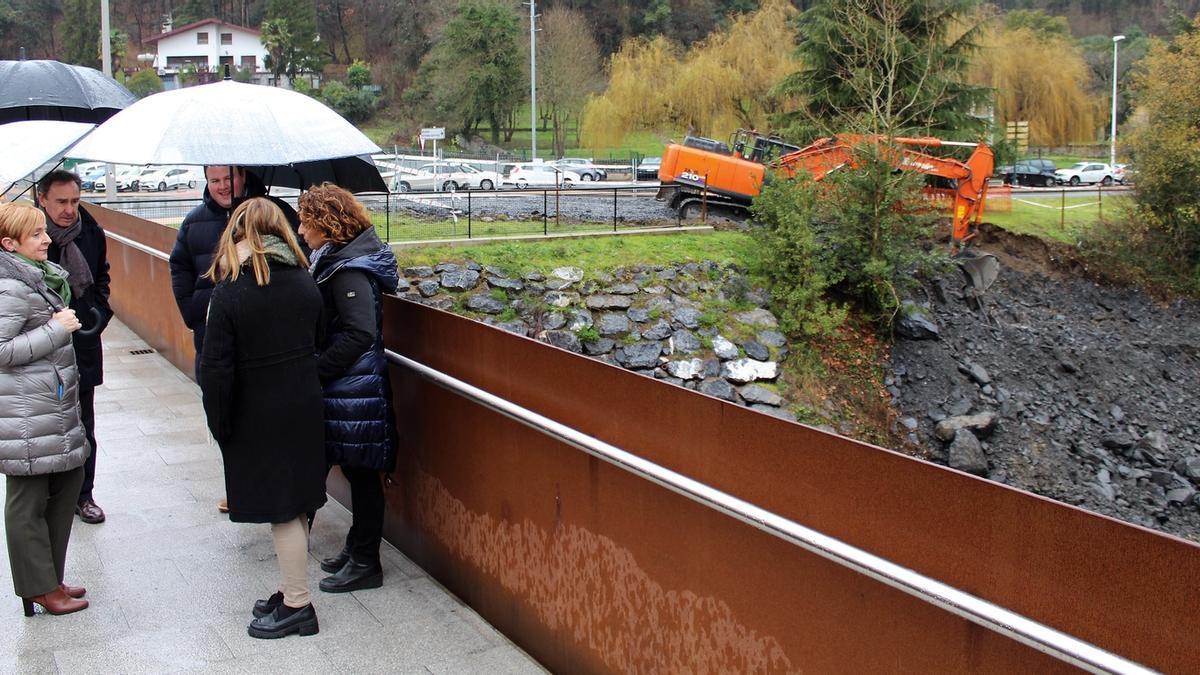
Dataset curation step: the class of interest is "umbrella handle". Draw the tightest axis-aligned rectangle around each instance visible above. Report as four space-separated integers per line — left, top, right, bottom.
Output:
76 307 105 337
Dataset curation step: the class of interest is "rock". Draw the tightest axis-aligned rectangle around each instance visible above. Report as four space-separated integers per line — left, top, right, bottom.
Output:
524 272 545 282
1092 481 1116 502
739 384 783 406
1149 470 1176 488
417 280 440 298
1110 404 1125 422
440 269 480 290
1176 456 1200 480
586 294 633 310
643 285 667 295
901 417 919 431
607 283 639 295
539 330 582 353
404 266 434 278
734 308 778 328
699 378 738 402
496 320 529 336
484 265 507 278
551 266 584 283
543 313 567 331
670 330 701 354
465 294 506 314
958 362 991 385
642 319 673 341
1100 432 1135 451
1166 487 1196 505
464 261 482 271
422 296 454 311
597 313 631 336
895 301 940 340
567 309 593 331
434 262 459 273
712 336 739 360
657 267 678 280
583 338 616 355
750 404 796 421
933 411 999 442
486 276 524 292
948 429 988 476
671 306 702 329
1139 430 1169 454
626 307 651 323
721 359 779 384
757 330 787 348
545 278 576 291
666 358 706 380
616 341 662 369
543 291 578 308
741 340 770 361
395 278 411 291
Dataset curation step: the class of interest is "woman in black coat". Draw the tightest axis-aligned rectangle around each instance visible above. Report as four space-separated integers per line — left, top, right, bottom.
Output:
198 198 326 640
297 184 399 595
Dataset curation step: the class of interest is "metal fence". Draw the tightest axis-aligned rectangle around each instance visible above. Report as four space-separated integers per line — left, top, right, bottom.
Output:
88 183 684 244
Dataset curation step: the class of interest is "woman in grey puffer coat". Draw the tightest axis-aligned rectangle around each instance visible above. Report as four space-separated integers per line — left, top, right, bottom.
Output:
0 202 90 617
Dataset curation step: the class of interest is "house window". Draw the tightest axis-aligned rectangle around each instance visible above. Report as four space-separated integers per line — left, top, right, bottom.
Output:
219 55 234 66
221 33 232 45
241 55 256 70
196 32 208 45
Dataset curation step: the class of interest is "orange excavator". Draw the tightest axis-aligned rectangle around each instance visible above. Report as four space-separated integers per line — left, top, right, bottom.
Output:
657 129 995 247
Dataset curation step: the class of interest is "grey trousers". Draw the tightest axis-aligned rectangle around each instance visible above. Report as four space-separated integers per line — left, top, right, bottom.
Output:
5 466 85 598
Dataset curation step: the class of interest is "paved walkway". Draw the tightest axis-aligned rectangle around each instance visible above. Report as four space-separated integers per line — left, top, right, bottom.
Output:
0 320 543 674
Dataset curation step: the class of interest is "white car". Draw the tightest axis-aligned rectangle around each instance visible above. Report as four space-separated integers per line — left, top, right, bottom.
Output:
414 163 503 191
550 158 605 181
1054 162 1118 187
94 166 145 192
139 166 201 192
503 164 581 189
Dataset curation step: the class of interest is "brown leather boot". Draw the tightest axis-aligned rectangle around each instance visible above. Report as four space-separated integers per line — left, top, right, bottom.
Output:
23 588 89 616
60 583 86 599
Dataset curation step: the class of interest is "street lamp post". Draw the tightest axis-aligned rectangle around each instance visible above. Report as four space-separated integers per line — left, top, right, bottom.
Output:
1110 35 1125 169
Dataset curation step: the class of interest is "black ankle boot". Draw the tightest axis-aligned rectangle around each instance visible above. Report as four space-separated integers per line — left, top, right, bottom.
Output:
319 559 382 593
319 546 351 574
252 591 283 618
247 603 319 639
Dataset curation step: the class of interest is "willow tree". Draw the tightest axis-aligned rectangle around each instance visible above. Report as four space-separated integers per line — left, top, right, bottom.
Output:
580 0 800 150
972 26 1100 145
538 8 603 157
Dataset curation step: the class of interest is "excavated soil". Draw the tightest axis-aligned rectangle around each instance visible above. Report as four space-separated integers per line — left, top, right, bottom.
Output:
889 224 1200 541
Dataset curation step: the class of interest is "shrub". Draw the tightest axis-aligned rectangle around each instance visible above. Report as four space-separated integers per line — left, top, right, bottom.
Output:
320 80 379 123
574 325 600 342
126 69 163 98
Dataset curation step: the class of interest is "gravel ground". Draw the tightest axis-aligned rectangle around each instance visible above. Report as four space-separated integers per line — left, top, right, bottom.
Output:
382 189 682 225
890 226 1200 541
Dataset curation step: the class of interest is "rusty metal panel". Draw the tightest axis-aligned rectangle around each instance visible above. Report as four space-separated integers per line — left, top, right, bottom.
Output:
86 203 196 376
382 298 1199 673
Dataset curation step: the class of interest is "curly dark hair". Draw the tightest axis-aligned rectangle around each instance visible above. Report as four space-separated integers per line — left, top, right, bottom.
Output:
297 182 372 244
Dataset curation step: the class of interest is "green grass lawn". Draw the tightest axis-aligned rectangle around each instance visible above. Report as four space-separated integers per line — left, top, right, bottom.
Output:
986 193 1130 242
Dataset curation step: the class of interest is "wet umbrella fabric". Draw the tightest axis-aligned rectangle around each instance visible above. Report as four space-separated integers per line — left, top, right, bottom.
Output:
0 120 95 192
67 79 382 192
0 60 136 124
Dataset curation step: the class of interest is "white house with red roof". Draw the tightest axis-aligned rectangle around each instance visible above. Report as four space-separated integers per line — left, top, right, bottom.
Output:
145 19 268 83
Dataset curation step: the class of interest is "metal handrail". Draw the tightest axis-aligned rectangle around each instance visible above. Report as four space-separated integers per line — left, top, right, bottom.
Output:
386 349 1156 675
104 230 171 261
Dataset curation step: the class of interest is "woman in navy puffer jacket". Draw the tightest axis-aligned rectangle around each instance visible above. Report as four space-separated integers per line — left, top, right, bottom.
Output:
297 184 399 594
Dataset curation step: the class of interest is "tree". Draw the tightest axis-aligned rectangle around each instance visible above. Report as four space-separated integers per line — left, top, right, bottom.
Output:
538 8 602 156
774 0 991 141
109 28 128 74
62 0 100 68
346 58 371 87
408 0 525 143
1127 17 1200 274
262 0 325 82
0 0 62 59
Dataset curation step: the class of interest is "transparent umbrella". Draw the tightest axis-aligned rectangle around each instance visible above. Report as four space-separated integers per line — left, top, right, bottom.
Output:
68 78 385 193
0 120 95 194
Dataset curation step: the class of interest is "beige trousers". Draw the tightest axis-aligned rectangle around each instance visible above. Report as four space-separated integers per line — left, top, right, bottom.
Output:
271 516 310 608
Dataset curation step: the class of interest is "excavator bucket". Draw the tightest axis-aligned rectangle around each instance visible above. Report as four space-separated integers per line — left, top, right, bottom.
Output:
957 252 1000 294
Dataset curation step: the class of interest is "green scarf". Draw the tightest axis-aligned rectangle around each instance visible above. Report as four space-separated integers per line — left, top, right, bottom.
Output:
15 252 72 305
261 235 300 267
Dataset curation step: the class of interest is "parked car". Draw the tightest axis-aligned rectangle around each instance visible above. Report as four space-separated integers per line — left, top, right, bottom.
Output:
94 165 144 192
1001 158 1057 187
503 164 581 189
1113 163 1134 184
79 166 107 191
1054 162 1118 186
139 166 201 192
636 157 661 181
550 158 606 181
414 162 503 191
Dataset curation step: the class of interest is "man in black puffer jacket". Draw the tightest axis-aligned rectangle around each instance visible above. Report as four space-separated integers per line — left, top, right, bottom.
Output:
169 166 301 374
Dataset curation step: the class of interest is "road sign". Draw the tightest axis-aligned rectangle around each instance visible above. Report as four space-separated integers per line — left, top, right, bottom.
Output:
1005 120 1029 153
420 127 445 141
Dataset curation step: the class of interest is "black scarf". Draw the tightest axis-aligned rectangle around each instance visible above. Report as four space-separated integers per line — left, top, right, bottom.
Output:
44 210 93 298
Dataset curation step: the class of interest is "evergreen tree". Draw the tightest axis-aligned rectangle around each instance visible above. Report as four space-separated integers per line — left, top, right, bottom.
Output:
262 0 324 80
62 0 99 68
774 0 991 141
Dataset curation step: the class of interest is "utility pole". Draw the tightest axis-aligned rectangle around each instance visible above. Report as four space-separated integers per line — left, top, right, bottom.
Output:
1110 35 1125 169
527 0 538 160
101 0 116 201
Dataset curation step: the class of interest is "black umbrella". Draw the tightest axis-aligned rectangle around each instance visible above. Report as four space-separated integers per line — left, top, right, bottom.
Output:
248 155 387 194
0 60 136 124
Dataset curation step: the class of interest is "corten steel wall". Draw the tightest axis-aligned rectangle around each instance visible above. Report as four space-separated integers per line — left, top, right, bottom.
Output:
380 298 1200 674
87 203 196 376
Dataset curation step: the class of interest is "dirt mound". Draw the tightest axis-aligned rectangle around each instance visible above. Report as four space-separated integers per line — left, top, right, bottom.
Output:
889 233 1200 541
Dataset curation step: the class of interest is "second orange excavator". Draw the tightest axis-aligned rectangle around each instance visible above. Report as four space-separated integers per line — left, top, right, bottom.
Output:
656 129 995 247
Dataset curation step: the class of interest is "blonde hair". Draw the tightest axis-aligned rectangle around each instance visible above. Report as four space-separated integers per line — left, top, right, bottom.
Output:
0 202 45 245
206 198 308 286
298 182 373 244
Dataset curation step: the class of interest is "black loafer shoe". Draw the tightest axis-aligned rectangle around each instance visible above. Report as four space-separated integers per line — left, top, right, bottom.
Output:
319 560 383 594
76 499 105 524
247 603 319 639
252 591 283 619
319 546 351 574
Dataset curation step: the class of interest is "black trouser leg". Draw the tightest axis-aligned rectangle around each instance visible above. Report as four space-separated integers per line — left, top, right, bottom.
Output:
6 466 85 597
340 465 383 564
77 384 97 501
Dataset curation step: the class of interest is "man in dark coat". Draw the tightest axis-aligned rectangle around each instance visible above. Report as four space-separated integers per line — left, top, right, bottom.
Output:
37 170 113 525
168 165 301 374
